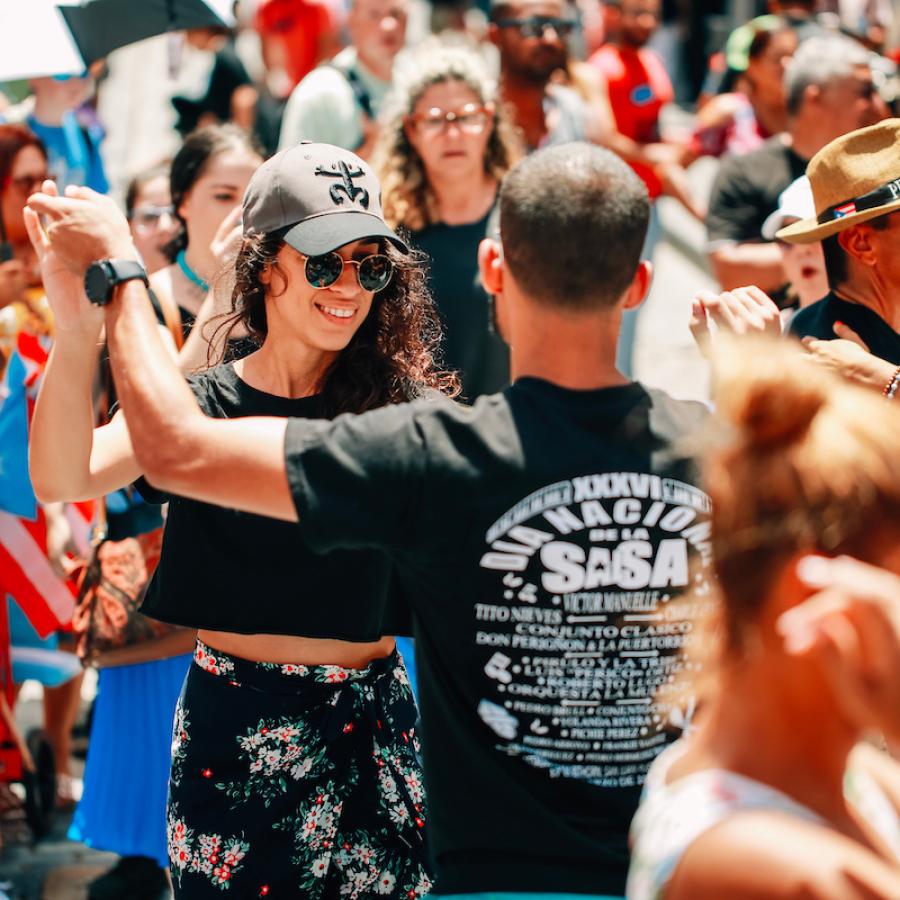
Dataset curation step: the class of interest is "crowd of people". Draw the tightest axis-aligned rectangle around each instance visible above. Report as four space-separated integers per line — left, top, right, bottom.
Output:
2 1 900 899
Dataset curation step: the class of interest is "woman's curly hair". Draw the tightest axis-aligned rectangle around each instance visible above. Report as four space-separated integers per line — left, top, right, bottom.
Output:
373 40 523 231
213 231 459 415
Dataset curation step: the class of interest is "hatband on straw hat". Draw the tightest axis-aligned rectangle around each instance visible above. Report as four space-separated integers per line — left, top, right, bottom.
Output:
777 118 900 245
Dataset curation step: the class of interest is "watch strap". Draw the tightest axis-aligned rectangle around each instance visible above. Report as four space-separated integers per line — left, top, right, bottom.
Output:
105 258 149 287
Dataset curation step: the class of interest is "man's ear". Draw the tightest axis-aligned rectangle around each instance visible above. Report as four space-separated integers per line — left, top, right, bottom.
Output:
838 224 878 267
622 259 652 310
478 237 504 296
801 83 822 111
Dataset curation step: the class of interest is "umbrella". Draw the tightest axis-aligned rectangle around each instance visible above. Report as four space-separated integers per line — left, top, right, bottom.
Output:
0 0 235 83
0 2 85 82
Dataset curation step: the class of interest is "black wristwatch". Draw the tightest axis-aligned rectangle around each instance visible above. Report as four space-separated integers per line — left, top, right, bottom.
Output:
84 259 149 306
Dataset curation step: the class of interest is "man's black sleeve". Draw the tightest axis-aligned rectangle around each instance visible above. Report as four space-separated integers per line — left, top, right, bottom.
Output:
284 402 427 555
706 155 762 246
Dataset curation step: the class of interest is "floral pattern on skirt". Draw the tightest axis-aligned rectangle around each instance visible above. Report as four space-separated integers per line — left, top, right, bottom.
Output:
167 640 431 898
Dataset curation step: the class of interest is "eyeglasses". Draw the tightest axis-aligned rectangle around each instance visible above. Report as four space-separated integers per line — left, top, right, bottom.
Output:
9 172 54 194
409 103 494 136
129 205 175 231
303 251 394 292
495 16 576 38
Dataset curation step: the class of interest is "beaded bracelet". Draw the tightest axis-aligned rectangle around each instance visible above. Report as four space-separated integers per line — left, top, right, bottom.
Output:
884 366 900 400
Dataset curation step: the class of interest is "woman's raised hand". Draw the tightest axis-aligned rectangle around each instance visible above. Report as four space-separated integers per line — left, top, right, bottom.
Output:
779 555 900 744
208 205 242 314
690 286 783 347
24 181 105 335
801 326 896 394
210 205 243 269
26 183 135 276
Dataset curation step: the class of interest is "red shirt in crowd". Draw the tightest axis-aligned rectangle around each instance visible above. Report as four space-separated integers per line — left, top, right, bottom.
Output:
256 0 337 88
588 43 674 199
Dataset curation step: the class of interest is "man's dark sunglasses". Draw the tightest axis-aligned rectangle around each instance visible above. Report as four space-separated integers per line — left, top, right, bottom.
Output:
496 16 576 38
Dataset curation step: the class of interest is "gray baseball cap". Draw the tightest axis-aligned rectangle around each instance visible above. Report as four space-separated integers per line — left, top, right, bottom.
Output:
242 142 408 255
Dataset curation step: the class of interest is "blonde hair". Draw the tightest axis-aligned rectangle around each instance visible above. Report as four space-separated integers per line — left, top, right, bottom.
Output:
373 40 523 231
708 337 900 650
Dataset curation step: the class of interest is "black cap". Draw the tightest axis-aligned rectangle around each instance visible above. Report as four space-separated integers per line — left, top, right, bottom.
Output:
242 142 408 255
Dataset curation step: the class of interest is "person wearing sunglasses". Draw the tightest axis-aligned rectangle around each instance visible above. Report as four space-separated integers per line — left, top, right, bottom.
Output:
376 42 522 401
0 122 93 831
0 124 52 335
32 139 716 900
489 0 588 151
28 143 456 898
125 165 180 277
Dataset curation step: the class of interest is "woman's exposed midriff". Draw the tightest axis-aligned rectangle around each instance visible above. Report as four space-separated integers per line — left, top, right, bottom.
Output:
196 630 397 668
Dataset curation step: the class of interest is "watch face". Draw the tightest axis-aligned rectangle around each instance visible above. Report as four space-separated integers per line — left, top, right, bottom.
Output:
85 262 110 304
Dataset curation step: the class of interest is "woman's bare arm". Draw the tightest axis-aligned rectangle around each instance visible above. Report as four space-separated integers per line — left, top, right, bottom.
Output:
667 812 900 899
28 186 296 521
25 194 143 503
106 280 294 520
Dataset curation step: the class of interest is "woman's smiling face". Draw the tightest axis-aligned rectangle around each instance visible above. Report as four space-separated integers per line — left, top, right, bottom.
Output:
262 239 382 354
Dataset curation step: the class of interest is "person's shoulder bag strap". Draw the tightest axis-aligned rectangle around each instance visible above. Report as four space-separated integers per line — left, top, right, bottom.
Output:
149 286 185 352
327 60 374 121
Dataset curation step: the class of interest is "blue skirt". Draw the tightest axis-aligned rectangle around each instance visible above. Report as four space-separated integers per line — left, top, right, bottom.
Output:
69 653 192 866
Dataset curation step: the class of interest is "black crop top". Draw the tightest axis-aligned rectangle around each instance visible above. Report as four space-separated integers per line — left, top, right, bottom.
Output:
137 363 412 639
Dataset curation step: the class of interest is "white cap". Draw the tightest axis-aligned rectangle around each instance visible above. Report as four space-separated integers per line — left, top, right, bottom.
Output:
762 176 816 241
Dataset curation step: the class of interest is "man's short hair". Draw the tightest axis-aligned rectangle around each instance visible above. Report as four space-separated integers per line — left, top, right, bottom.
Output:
498 143 649 311
784 35 872 117
821 213 891 288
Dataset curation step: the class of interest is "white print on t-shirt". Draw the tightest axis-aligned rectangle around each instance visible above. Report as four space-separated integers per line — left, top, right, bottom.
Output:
475 473 713 789
484 651 514 683
478 699 519 740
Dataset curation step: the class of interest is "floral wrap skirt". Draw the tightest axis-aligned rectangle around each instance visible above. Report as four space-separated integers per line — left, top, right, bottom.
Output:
167 640 433 899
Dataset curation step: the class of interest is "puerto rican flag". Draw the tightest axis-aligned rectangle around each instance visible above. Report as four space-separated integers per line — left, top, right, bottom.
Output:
833 201 857 219
0 332 93 638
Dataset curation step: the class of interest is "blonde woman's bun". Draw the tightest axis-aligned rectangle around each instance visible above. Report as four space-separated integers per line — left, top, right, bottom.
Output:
713 336 828 451
706 335 900 652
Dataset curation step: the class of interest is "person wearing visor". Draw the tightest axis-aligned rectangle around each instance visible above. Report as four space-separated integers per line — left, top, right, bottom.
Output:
28 142 453 898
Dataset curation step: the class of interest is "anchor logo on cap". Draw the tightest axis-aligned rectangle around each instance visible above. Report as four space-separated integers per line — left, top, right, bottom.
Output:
314 161 370 209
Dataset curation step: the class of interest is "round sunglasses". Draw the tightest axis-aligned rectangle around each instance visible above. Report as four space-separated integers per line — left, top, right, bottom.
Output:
303 251 394 293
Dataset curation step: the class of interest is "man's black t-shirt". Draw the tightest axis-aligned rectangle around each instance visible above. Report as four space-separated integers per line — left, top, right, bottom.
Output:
789 292 900 365
139 363 411 638
706 136 807 247
284 379 713 894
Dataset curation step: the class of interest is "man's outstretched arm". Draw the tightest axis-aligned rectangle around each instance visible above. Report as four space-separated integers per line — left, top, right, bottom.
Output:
106 280 296 521
27 186 297 522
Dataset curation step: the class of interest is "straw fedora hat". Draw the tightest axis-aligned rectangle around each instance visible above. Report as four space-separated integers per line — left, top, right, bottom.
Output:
777 118 900 245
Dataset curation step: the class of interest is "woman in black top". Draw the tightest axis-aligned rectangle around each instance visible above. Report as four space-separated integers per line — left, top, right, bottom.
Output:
29 143 455 899
375 43 521 401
